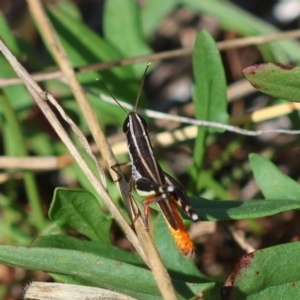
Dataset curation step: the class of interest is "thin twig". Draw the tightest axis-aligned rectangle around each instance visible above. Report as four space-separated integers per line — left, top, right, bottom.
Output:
99 92 300 136
228 224 255 254
1 28 300 88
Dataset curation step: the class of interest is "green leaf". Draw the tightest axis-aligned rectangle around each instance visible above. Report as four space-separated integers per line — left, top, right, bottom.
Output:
0 238 214 299
192 30 228 129
154 214 208 282
249 153 300 199
181 0 300 62
43 8 139 126
190 197 300 221
0 12 33 112
52 274 215 300
198 170 232 200
191 30 228 180
103 0 152 77
52 273 215 300
49 188 112 244
0 244 161 299
243 63 300 102
0 219 32 245
56 0 82 20
0 93 45 231
222 242 300 299
32 235 144 267
47 8 130 79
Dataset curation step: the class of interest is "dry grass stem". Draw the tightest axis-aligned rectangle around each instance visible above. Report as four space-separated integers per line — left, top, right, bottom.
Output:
46 92 107 188
0 155 72 170
230 102 300 125
228 224 256 254
127 196 178 300
217 28 300 50
1 28 300 89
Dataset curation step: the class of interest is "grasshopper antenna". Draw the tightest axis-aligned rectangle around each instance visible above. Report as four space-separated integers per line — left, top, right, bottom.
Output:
96 78 128 115
134 63 151 113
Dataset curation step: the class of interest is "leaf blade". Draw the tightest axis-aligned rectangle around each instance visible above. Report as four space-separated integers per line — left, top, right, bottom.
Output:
0 244 160 299
243 63 300 102
191 30 228 186
49 188 112 244
222 242 300 299
103 0 151 77
190 197 300 221
249 153 300 199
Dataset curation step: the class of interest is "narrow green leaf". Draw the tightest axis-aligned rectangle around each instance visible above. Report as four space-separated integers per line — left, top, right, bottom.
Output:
181 0 300 62
0 95 45 231
32 235 144 267
243 63 300 102
43 8 140 126
222 242 300 299
0 245 160 299
198 171 232 200
154 214 208 282
192 30 228 130
183 0 276 35
103 0 152 77
47 8 131 78
249 153 300 199
39 236 215 299
0 12 33 111
0 240 214 299
192 30 228 176
190 197 300 221
56 0 82 20
51 274 215 300
0 220 32 245
49 188 112 244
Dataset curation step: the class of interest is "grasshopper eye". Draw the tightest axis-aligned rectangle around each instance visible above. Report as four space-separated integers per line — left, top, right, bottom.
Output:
122 116 130 133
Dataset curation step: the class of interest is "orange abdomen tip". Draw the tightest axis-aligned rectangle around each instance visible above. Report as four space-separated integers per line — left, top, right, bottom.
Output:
167 200 195 258
169 226 195 258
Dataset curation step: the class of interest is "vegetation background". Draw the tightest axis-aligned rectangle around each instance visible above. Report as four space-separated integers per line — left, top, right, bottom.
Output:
1 0 300 299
